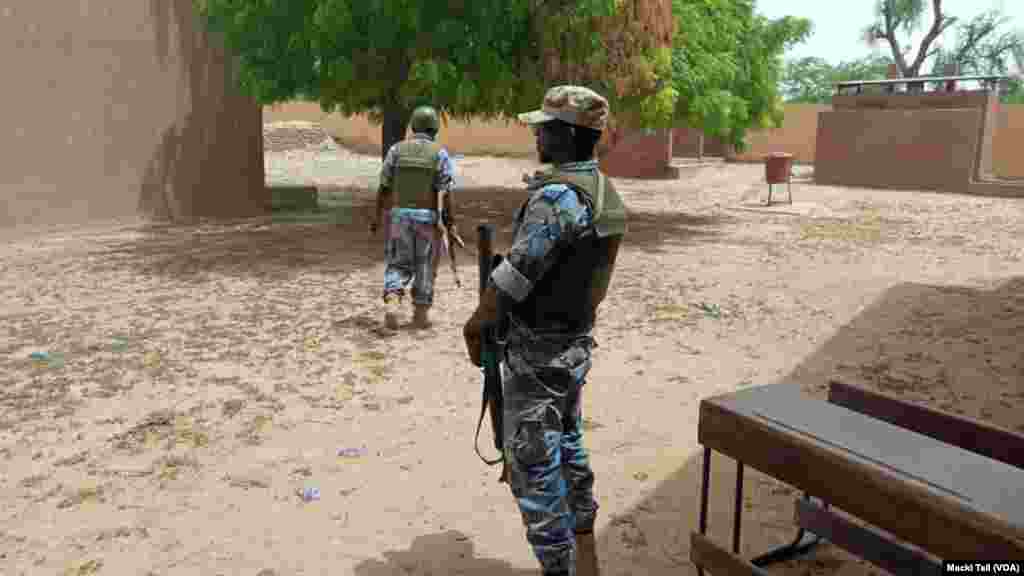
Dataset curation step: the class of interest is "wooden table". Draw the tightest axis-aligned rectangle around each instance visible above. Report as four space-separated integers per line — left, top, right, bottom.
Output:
691 383 1024 575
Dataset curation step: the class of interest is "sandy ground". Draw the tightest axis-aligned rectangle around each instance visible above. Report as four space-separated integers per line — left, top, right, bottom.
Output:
2 152 1024 575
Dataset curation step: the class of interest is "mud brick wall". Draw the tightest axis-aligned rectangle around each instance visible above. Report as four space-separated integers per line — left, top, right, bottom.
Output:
0 0 266 232
815 108 983 191
264 101 1024 180
599 129 677 179
672 127 726 157
815 91 999 192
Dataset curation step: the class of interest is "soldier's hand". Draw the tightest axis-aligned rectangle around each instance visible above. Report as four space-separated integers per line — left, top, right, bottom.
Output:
463 319 483 367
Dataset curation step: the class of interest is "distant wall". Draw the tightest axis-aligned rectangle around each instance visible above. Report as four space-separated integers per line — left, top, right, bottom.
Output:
815 108 983 192
672 127 726 157
725 101 1023 180
991 106 1022 179
0 0 265 233
813 90 1022 194
728 105 830 165
263 101 1024 179
599 130 678 179
263 102 535 158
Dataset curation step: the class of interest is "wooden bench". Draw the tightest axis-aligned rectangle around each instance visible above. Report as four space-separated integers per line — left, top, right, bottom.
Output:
691 381 1024 575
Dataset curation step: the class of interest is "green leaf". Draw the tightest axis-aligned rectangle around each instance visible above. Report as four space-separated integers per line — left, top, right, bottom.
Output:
669 0 809 148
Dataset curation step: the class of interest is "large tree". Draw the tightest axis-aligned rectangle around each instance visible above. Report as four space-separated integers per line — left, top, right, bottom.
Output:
195 0 676 160
671 0 811 150
863 0 1024 81
534 0 678 130
780 55 894 103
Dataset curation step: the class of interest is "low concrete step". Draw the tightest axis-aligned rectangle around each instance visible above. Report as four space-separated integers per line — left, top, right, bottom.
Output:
968 179 1024 198
269 185 319 212
671 156 725 169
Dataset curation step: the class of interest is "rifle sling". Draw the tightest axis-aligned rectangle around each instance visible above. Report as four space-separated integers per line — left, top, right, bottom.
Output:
474 383 503 466
475 326 504 468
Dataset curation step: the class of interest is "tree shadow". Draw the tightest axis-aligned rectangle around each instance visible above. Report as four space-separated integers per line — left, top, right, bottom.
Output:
624 210 740 254
786 276 1024 424
445 185 739 253
98 183 739 280
93 201 380 280
351 530 535 576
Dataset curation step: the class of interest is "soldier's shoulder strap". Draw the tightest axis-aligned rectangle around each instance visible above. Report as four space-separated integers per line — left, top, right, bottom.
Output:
529 171 627 238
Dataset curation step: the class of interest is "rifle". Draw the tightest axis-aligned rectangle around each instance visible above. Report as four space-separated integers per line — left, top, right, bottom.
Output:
475 223 508 482
438 189 466 287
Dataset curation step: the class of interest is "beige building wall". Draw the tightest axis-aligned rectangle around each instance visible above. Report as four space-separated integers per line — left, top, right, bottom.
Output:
264 102 535 158
266 100 1024 177
0 0 265 233
706 102 1023 180
264 101 1024 179
728 105 830 164
992 107 1024 179
815 108 984 191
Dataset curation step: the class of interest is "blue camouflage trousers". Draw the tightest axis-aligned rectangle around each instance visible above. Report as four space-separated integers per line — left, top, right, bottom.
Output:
501 335 598 575
383 210 442 306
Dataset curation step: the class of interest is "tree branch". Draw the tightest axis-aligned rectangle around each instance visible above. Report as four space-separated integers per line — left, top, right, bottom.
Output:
908 0 950 76
953 18 999 68
881 0 910 75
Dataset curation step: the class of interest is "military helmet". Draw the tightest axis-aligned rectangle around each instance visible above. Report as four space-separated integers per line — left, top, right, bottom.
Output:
410 106 440 134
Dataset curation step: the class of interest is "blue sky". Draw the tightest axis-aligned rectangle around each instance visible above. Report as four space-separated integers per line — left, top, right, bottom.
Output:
756 0 1024 72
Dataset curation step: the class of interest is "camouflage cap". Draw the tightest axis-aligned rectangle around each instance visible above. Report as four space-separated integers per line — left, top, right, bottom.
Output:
517 85 609 131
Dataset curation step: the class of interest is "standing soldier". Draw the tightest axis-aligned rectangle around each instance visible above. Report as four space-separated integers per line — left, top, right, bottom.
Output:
462 86 627 576
370 105 458 330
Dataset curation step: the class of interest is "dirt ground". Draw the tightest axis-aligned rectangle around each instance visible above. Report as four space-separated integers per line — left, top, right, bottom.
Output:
2 156 1023 575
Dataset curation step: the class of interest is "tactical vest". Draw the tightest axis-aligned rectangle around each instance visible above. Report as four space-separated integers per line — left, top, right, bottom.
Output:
506 168 627 335
391 138 442 210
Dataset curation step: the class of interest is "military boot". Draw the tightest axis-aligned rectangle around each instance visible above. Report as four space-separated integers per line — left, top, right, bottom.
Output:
383 294 402 330
575 532 600 576
412 304 431 329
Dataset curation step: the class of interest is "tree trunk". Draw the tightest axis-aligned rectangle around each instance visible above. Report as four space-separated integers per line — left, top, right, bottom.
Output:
380 103 412 162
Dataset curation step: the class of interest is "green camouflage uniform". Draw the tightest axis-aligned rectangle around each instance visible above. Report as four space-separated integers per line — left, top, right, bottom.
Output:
377 107 456 313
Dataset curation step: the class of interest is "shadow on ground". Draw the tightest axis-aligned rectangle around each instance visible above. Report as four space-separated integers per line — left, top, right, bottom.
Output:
357 276 1024 574
787 276 1024 428
352 530 535 576
603 276 1024 575
94 184 737 280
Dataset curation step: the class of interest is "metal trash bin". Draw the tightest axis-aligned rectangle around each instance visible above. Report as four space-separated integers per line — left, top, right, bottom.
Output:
765 152 793 205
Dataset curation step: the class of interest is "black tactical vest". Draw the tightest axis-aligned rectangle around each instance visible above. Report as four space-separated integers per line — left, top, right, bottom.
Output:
392 138 442 210
506 169 627 335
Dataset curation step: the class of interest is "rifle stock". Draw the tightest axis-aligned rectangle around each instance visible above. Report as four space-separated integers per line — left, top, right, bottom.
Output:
475 224 506 480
